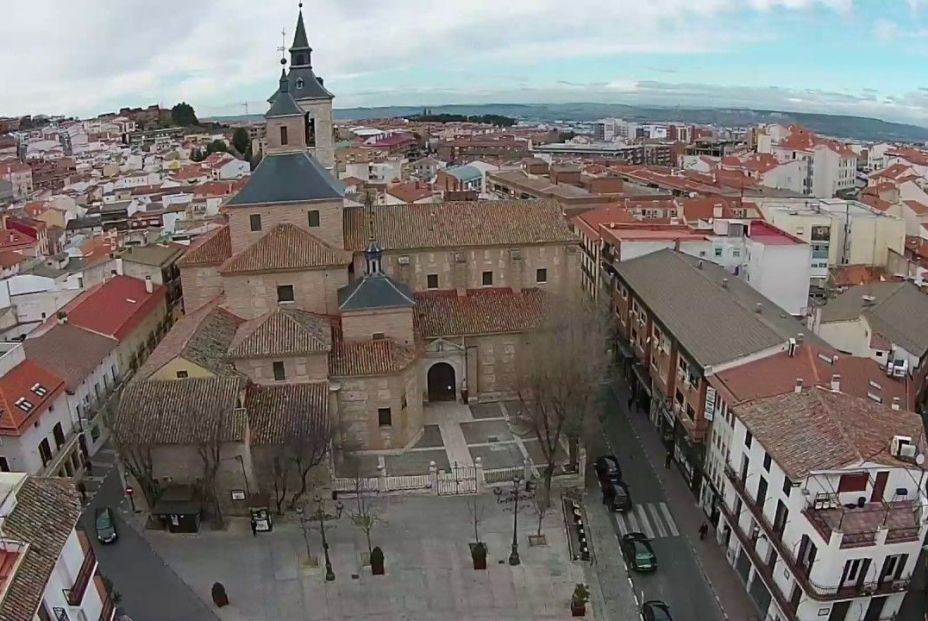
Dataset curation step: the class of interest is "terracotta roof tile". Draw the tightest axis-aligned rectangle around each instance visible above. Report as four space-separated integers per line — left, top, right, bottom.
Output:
246 382 329 445
23 325 117 392
0 477 82 621
0 361 66 435
59 275 166 341
229 308 331 358
329 338 417 377
736 386 925 480
116 377 246 444
415 288 546 337
343 200 576 251
219 224 352 274
177 225 232 267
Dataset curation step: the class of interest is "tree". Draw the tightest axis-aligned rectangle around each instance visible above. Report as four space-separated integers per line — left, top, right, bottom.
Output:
286 412 335 511
231 127 251 158
343 453 386 556
515 295 611 535
195 414 224 528
171 102 199 127
467 495 486 543
106 392 161 506
205 139 228 156
190 147 205 163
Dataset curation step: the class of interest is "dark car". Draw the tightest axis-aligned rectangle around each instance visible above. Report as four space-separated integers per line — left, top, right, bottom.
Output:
95 507 118 544
642 600 673 621
594 454 622 484
603 480 632 512
621 532 656 572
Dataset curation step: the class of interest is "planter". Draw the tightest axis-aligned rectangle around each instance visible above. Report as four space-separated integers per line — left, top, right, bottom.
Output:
469 542 487 570
211 582 229 608
570 602 586 617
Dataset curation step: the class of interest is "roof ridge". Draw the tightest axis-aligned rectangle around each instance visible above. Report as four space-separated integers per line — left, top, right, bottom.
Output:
812 386 865 465
278 307 329 349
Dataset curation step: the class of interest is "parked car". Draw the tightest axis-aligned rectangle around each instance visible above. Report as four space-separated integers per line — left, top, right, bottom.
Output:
621 532 656 571
594 454 622 484
602 480 632 512
642 600 673 621
95 507 118 544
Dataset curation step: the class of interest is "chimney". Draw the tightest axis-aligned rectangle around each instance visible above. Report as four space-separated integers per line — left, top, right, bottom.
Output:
721 278 728 288
794 378 804 393
891 397 901 411
787 337 797 357
144 275 153 294
830 374 841 392
115 257 124 276
755 302 763 314
796 332 804 343
831 354 839 365
56 311 67 325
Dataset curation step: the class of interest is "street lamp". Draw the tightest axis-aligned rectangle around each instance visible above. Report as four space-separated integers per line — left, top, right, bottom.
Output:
295 505 315 567
509 475 523 566
315 494 335 582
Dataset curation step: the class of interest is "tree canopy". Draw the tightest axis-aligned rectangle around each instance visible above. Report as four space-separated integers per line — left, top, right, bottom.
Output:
231 127 251 157
408 112 517 127
171 102 199 127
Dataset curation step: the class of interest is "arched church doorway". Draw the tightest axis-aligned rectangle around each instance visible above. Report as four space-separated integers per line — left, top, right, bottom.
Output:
427 363 456 402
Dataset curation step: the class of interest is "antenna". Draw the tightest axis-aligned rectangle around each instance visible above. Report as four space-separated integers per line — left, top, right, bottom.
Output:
277 29 287 60
241 102 249 117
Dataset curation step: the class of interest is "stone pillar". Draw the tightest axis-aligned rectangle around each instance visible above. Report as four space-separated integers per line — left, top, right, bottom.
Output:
523 457 532 481
377 461 387 493
429 461 438 495
474 457 484 493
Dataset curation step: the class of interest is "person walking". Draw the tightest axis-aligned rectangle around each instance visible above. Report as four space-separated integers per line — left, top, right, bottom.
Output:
664 451 673 469
250 518 257 537
76 481 87 504
698 523 709 540
335 500 344 519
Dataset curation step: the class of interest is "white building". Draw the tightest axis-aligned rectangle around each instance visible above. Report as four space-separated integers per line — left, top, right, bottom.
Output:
714 385 926 621
343 158 404 185
0 472 114 620
758 125 857 198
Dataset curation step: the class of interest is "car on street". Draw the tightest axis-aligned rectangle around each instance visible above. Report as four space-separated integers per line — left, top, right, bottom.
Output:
621 532 656 571
95 507 118 544
602 479 632 512
642 600 673 621
594 454 622 484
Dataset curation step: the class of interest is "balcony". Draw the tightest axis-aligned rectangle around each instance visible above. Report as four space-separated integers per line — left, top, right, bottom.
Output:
803 494 922 549
63 533 97 606
724 466 911 601
98 592 115 621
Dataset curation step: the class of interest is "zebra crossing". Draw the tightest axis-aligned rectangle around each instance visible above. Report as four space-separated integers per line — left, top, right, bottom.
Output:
613 502 680 539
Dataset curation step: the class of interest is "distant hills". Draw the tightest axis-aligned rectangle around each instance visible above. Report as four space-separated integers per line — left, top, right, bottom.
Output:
208 102 928 143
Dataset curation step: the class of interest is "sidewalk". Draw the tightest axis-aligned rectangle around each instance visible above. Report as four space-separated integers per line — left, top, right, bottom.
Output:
583 490 642 621
610 380 758 621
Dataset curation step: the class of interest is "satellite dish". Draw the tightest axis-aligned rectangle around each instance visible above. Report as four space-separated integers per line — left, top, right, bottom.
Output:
916 453 925 466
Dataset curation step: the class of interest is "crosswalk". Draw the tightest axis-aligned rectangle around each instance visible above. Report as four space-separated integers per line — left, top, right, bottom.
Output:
613 502 679 539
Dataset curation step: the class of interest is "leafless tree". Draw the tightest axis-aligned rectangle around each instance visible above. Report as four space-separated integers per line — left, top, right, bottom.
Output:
342 452 386 555
195 413 224 528
286 413 335 511
467 495 485 543
271 455 292 516
515 294 611 533
105 393 161 506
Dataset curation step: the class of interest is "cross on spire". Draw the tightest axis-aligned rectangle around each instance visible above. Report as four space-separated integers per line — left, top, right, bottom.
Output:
277 28 287 63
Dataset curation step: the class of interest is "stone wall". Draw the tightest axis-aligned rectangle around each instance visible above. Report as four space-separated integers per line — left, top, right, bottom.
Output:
226 198 344 253
222 268 347 319
341 308 415 345
179 265 223 314
335 366 422 451
233 353 329 384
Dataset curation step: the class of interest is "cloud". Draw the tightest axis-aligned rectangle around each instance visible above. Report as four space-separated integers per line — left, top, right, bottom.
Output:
0 0 921 126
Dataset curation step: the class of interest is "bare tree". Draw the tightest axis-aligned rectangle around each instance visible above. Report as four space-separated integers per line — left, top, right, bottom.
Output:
287 413 335 511
105 393 161 506
342 452 385 555
270 454 292 516
515 294 611 533
195 413 224 528
467 495 485 543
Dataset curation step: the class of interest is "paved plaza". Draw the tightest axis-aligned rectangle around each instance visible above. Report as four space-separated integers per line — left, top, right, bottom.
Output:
144 494 599 621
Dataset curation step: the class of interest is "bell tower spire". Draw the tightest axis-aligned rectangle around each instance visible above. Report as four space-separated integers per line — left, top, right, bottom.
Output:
290 2 313 68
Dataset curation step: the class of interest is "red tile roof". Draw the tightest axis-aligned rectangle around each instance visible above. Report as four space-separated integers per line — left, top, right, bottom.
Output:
829 264 898 288
904 199 928 216
219 224 352 274
0 360 66 436
177 225 232 267
415 288 546 337
0 230 36 252
571 205 636 241
60 275 166 341
385 181 434 203
329 338 418 377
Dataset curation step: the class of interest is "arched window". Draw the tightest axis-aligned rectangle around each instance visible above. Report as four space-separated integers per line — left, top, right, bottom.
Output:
296 78 304 90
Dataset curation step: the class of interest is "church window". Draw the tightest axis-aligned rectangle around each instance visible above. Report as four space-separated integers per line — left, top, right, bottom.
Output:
272 361 286 381
307 210 320 227
296 78 304 89
427 274 438 289
277 285 295 303
249 214 262 231
482 271 493 286
280 126 289 146
378 407 392 427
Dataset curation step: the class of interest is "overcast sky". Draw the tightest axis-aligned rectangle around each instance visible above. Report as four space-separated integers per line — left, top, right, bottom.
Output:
2 0 927 126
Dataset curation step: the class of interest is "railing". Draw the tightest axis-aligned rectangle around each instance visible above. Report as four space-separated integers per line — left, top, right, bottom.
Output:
723 465 912 601
484 466 527 485
886 526 920 543
98 592 115 621
63 546 96 606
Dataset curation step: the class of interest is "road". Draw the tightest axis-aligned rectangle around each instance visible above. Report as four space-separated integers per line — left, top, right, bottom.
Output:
589 376 728 621
78 451 218 621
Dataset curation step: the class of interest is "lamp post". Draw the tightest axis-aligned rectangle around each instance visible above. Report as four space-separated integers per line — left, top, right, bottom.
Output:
316 494 335 582
509 475 522 566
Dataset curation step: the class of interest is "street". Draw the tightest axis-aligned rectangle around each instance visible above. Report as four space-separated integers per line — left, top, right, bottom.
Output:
588 374 736 621
78 451 218 621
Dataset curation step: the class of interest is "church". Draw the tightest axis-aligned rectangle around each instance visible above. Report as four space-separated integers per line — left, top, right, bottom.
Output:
115 7 580 507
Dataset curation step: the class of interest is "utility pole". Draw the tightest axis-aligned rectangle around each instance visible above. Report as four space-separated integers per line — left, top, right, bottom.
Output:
315 494 336 581
509 475 523 566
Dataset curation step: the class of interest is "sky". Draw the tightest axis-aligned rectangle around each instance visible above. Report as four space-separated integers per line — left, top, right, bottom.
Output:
2 0 928 126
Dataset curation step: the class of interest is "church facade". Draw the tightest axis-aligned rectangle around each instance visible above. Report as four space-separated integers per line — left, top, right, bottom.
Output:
116 8 580 509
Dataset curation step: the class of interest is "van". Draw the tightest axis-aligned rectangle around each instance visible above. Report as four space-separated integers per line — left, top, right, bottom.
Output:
603 480 632 513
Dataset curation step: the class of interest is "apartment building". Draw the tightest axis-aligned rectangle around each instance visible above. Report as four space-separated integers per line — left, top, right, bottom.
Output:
714 386 925 621
0 473 114 621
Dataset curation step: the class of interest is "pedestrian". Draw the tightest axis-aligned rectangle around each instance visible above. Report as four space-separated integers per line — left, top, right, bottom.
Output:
85 460 93 476
76 481 87 504
335 500 344 519
664 451 673 469
627 396 633 411
698 523 709 540
250 518 257 537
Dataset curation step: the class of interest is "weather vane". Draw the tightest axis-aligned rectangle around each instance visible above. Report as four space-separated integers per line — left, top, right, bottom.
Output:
278 28 287 64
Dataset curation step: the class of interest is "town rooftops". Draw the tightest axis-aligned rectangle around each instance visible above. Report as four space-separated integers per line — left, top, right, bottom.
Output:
415 288 547 338
0 477 81 621
343 200 576 251
600 224 706 245
615 249 810 369
571 205 636 241
747 220 803 245
444 165 482 182
219 224 352 273
228 307 331 358
23 324 117 392
120 243 184 267
225 152 343 207
735 386 925 480
820 282 928 357
246 382 329 445
59 275 166 341
177 225 231 267
329 337 418 378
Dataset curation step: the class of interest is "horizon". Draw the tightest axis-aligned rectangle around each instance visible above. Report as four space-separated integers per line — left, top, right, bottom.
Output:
2 1 928 126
